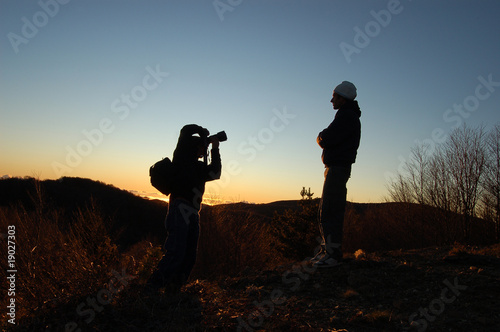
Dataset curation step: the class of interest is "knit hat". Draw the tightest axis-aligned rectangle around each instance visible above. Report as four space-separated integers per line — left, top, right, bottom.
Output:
334 81 357 100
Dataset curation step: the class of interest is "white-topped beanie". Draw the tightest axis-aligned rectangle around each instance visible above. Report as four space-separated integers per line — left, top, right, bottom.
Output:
334 81 357 100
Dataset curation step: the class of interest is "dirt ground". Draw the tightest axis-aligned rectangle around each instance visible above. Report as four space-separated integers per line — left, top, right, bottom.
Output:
10 245 500 331
189 245 500 331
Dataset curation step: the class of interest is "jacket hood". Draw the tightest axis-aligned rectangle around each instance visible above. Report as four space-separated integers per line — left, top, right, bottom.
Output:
342 100 361 118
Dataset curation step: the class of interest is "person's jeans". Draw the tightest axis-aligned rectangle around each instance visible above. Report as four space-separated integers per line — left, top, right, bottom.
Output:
318 166 351 258
149 199 200 287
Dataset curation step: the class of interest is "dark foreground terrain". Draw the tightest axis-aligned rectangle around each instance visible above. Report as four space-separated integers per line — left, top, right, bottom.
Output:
1 177 499 331
14 245 500 331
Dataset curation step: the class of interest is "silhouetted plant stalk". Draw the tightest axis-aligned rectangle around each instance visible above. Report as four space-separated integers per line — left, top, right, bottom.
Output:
300 187 314 200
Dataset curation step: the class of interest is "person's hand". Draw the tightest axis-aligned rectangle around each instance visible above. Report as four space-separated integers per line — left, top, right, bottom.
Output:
210 136 220 149
199 127 210 138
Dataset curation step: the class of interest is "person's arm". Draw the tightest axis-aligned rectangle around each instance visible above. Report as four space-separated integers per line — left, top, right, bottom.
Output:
317 113 353 149
206 137 221 181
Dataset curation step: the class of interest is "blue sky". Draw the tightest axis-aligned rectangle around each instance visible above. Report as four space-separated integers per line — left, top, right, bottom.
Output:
1 0 500 204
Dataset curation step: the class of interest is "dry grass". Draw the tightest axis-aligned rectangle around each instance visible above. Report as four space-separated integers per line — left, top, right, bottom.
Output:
0 181 282 330
0 187 123 328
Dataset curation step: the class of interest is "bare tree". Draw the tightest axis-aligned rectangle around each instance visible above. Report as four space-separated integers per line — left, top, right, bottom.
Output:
427 147 454 212
386 144 434 246
483 124 500 241
387 144 431 204
387 124 493 243
387 173 413 203
444 124 487 240
427 146 458 242
406 144 432 205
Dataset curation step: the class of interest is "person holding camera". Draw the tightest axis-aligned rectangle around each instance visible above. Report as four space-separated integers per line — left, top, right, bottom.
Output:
312 81 361 268
148 124 224 292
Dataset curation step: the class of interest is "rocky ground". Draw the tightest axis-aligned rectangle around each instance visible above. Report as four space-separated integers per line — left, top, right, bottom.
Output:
10 245 500 331
189 245 500 331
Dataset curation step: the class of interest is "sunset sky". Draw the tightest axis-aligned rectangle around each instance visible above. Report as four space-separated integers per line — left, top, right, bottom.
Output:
1 0 500 204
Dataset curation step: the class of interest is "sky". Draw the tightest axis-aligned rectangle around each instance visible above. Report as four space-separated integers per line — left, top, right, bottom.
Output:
1 0 500 204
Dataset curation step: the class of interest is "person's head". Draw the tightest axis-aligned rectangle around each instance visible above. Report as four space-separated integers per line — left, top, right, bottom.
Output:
331 81 357 110
174 135 206 162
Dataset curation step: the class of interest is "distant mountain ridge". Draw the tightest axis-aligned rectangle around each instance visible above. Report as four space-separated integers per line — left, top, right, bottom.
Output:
0 176 496 253
0 177 168 249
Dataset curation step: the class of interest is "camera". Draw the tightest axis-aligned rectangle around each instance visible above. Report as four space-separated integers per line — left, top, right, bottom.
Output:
208 131 227 142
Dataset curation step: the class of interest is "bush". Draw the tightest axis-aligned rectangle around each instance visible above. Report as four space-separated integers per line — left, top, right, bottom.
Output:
270 190 319 261
0 181 121 326
193 203 279 279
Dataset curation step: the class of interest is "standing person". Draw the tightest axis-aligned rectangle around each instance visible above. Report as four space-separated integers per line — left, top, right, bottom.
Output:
312 81 361 268
148 124 222 291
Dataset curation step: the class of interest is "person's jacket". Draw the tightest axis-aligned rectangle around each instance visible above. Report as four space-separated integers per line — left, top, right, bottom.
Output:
170 124 221 210
317 100 361 167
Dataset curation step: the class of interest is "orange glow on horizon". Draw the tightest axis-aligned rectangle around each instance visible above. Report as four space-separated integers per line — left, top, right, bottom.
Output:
143 194 235 206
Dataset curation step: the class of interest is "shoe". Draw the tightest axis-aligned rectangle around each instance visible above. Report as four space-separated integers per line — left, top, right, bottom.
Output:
310 249 327 263
313 254 342 268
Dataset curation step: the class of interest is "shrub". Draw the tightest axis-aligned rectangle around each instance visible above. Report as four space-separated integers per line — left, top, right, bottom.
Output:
0 183 121 326
270 190 319 261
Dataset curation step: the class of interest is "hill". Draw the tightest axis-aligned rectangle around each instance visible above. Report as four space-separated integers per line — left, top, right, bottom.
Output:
1 177 496 252
0 176 168 249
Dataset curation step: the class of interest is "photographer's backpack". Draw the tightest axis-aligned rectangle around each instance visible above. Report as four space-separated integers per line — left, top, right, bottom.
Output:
149 157 173 196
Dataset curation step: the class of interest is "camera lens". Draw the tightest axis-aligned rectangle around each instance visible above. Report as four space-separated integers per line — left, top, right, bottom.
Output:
216 131 227 142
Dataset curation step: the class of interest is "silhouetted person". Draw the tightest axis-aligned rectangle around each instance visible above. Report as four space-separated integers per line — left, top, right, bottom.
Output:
148 124 222 291
311 81 361 268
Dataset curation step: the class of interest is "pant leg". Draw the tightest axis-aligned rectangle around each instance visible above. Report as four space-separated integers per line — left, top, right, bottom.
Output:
149 200 191 287
318 166 351 257
175 212 200 285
